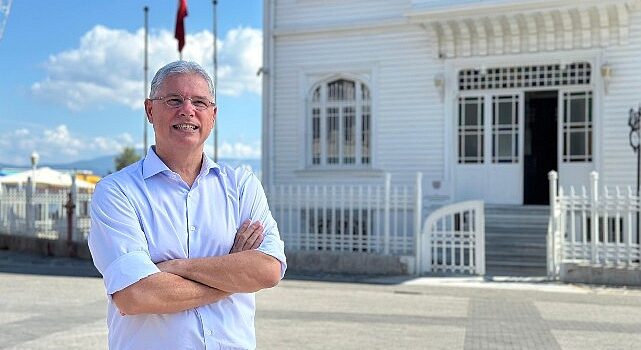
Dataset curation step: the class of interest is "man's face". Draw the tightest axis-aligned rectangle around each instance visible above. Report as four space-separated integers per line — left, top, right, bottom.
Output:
145 73 216 156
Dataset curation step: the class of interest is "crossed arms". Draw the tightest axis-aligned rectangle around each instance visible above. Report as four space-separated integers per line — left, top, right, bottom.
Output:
113 221 282 315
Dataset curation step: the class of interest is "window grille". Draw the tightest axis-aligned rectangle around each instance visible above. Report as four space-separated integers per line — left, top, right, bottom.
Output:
492 95 519 163
458 96 484 164
459 62 591 91
309 79 371 167
563 91 592 162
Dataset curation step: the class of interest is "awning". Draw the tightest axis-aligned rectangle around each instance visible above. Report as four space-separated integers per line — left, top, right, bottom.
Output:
0 167 95 189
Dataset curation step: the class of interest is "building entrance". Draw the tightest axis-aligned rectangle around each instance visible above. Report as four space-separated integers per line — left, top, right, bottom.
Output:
523 90 558 205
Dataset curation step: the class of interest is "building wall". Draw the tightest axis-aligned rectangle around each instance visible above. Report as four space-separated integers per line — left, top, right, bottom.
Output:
274 0 410 28
271 1 444 186
601 10 641 187
268 0 641 195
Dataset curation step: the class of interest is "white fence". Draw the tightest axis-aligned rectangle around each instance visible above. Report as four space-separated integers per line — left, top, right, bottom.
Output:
548 171 641 278
0 179 91 242
418 200 485 275
268 173 423 256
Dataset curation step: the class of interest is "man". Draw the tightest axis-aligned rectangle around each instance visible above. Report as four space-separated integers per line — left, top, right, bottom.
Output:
88 60 286 350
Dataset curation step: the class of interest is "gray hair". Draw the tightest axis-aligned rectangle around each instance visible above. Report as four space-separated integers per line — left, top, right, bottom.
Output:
149 61 215 102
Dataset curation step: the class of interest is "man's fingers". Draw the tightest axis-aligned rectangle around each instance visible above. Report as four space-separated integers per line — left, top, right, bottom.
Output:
247 232 264 250
241 222 264 250
231 220 262 253
231 220 252 251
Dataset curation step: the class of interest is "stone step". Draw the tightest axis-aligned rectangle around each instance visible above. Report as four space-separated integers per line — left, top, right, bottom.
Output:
485 259 546 268
481 205 550 276
485 233 547 241
484 265 547 277
486 251 547 261
485 230 546 237
485 218 549 226
485 244 547 253
485 204 550 212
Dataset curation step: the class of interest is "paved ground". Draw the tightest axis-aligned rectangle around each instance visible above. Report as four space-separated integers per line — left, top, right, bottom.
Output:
1 250 641 349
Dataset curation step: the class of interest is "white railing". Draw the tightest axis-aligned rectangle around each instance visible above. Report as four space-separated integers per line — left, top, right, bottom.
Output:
0 178 91 242
548 171 641 279
268 173 423 256
418 200 485 275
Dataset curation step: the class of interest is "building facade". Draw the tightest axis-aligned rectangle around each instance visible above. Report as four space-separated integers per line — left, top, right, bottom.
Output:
262 0 641 205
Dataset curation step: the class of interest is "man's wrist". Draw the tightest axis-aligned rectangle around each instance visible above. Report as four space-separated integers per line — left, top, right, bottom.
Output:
157 258 187 277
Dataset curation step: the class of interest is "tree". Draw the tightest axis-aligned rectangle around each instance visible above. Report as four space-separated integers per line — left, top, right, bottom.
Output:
114 147 141 171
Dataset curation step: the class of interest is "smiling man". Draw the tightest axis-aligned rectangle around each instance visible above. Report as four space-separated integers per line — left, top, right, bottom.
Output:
88 61 286 350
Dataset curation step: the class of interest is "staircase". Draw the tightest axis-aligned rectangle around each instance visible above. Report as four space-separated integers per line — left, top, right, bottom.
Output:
484 205 549 277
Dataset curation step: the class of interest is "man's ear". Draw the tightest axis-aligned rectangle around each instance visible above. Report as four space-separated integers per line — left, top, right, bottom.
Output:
144 99 153 123
212 106 218 127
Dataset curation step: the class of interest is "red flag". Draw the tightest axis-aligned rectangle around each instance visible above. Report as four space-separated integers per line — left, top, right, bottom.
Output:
175 0 188 53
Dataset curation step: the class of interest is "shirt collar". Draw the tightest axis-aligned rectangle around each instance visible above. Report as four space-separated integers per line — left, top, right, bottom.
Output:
200 151 221 176
142 146 221 179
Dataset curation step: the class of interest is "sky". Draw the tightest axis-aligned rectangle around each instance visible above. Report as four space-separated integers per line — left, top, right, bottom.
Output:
0 0 263 166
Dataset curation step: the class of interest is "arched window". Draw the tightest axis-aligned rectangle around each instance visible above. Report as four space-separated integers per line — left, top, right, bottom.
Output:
310 78 371 167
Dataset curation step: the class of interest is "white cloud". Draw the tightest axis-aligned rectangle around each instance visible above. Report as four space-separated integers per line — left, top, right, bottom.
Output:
30 25 262 111
0 125 135 165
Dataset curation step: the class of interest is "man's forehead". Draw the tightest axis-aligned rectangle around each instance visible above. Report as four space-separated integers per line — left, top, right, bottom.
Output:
160 73 211 94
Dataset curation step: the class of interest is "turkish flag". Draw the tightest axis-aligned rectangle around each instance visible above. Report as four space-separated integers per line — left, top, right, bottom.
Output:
175 0 188 53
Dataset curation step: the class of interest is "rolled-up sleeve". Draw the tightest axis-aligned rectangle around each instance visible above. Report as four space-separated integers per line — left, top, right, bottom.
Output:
88 179 160 295
237 169 287 278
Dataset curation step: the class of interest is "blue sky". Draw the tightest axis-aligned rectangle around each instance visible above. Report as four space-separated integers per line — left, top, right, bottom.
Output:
0 0 263 166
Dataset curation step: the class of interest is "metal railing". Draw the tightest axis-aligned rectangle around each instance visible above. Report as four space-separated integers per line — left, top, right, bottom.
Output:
418 200 485 275
0 178 91 242
548 171 641 279
268 173 423 256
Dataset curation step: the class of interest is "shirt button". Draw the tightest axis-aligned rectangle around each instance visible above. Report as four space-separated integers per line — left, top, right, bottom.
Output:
207 329 214 336
189 225 196 232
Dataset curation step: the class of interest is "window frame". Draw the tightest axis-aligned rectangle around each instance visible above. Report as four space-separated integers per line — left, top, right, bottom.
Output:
307 77 372 168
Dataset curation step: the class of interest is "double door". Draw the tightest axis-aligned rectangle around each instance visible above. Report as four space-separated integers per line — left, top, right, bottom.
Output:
454 89 592 204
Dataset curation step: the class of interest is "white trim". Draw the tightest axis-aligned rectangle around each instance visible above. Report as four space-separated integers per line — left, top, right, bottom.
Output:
293 168 386 179
410 1 640 58
274 17 410 37
447 51 603 203
298 68 377 171
408 0 639 21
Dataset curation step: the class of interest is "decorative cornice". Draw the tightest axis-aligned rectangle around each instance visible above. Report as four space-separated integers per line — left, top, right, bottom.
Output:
407 0 641 58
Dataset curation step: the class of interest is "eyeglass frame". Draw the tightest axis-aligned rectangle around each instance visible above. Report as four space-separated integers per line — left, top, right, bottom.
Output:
148 94 216 111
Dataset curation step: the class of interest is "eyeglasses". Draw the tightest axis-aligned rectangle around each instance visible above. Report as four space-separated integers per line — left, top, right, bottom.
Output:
149 94 215 111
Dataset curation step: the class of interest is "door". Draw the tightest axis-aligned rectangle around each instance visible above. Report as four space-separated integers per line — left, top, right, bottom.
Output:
523 90 558 205
557 90 594 191
455 93 523 204
485 94 523 204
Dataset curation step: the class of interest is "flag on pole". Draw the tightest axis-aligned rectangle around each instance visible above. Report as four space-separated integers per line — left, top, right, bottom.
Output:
175 0 188 54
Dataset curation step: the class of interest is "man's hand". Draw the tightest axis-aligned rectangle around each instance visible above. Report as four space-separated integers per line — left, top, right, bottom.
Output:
230 220 264 253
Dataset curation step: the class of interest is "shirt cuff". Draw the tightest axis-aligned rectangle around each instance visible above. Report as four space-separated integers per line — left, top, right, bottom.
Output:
102 250 161 295
257 240 287 278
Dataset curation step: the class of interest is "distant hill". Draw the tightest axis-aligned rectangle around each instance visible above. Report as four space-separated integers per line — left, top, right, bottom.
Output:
1 154 261 177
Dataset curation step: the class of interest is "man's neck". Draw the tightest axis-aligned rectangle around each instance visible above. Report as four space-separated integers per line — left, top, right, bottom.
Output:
154 145 203 187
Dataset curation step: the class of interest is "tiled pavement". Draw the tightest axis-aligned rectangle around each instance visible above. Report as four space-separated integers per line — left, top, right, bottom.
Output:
1 250 641 349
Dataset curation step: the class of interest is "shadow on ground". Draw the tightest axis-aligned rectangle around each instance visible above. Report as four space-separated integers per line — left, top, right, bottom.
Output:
0 249 101 278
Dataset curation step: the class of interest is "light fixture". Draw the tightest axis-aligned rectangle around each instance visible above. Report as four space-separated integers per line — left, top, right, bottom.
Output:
601 62 612 95
434 73 445 101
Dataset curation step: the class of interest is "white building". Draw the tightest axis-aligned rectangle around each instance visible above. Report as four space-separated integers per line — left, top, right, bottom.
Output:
262 0 641 204
262 0 641 278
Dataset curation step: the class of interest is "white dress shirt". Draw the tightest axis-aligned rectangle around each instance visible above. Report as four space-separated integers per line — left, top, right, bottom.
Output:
88 147 286 350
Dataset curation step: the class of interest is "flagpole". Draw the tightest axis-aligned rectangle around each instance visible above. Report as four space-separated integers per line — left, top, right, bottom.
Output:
143 6 149 154
212 0 218 162
175 0 187 60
